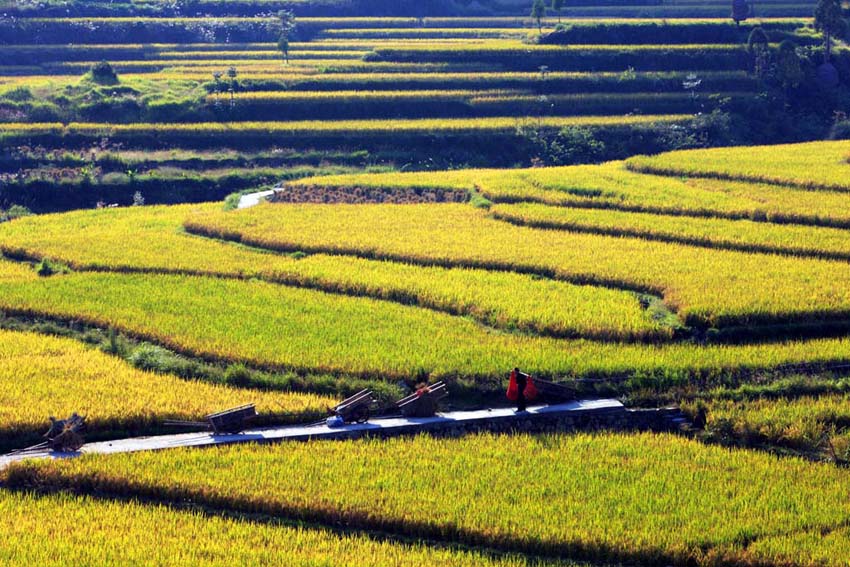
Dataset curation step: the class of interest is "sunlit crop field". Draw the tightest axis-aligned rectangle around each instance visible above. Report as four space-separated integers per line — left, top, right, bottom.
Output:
289 160 850 226
0 491 554 567
8 431 850 566
0 7 844 565
0 327 332 449
627 141 850 190
0 115 691 140
185 201 850 327
0 206 664 340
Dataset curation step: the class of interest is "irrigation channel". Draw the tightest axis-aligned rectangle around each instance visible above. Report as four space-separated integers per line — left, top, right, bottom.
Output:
0 399 691 470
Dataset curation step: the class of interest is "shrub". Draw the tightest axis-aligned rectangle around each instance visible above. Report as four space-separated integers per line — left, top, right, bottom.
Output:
224 363 254 387
3 87 32 102
35 258 69 277
89 60 119 85
0 205 32 223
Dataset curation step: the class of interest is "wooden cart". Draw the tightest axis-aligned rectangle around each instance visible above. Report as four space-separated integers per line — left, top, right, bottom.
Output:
207 404 257 434
165 403 257 434
334 390 375 424
44 413 87 452
396 381 448 418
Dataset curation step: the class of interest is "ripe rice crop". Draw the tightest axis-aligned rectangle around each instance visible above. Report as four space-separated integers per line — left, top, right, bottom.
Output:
365 42 753 71
0 117 690 149
296 159 850 227
2 115 688 136
186 202 850 328
626 141 850 191
9 431 850 566
468 91 746 115
0 327 332 449
319 27 537 39
156 50 369 59
0 492 548 567
490 202 850 260
8 267 850 381
705 394 850 450
207 89 521 103
0 205 665 340
267 70 757 93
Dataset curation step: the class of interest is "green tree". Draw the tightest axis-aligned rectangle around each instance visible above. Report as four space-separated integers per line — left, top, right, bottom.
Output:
90 60 118 85
531 0 546 33
278 9 297 64
551 0 564 22
776 40 805 90
277 35 290 63
814 0 847 62
732 0 750 25
746 26 770 77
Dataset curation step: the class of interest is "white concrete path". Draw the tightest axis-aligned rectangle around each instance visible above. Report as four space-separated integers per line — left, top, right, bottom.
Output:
236 189 276 209
0 399 623 470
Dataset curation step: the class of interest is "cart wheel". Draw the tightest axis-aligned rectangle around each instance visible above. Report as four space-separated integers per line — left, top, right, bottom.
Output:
352 406 370 424
51 430 84 452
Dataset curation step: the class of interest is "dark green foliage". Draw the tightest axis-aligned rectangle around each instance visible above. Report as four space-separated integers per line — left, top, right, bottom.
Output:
3 87 33 102
224 363 254 387
128 343 227 383
518 124 607 166
0 205 32 223
815 0 848 60
731 0 750 24
776 41 805 89
34 258 70 277
747 27 770 77
531 0 546 32
89 60 118 85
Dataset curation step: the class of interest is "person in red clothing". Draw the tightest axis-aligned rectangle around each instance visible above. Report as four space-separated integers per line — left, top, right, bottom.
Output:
507 367 537 412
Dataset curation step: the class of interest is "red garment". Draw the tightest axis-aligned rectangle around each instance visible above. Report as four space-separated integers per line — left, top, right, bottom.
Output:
506 369 519 401
525 375 538 401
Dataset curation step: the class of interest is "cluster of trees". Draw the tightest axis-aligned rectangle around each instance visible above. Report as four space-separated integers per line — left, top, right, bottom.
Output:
743 0 847 90
530 0 565 31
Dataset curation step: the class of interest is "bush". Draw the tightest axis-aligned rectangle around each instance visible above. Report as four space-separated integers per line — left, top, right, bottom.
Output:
830 119 850 138
551 126 607 164
35 258 69 277
127 343 210 381
0 205 32 223
3 86 32 102
224 363 254 387
89 60 118 85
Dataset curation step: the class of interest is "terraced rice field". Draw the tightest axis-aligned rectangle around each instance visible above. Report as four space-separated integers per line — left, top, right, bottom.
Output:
8 431 850 566
2 2 849 565
0 491 556 566
0 328 332 450
0 10 819 211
